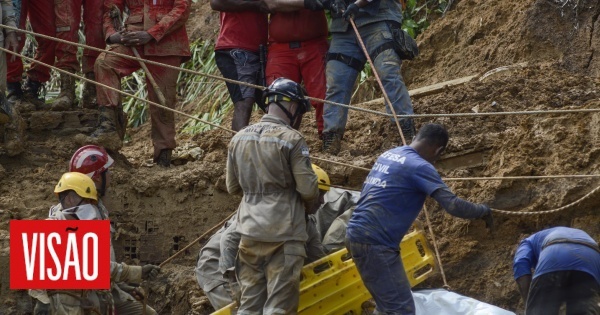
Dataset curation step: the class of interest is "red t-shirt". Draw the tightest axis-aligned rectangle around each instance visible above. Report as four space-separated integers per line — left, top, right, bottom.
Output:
215 11 268 52
269 9 328 43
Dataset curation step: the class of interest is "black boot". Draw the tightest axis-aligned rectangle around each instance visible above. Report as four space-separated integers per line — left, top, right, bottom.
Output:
6 82 23 106
155 149 172 167
75 106 123 151
23 77 47 110
322 131 342 155
400 119 416 143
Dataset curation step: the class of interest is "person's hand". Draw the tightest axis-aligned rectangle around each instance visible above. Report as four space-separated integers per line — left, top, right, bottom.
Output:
121 31 153 46
108 32 123 44
5 32 18 62
141 264 160 280
481 206 494 233
33 301 50 315
342 3 359 20
117 283 145 301
330 0 346 15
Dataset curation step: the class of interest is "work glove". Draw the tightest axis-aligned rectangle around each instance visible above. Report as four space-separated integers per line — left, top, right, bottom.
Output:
304 0 332 11
141 264 161 280
481 206 494 233
33 301 50 315
342 3 360 20
117 283 146 301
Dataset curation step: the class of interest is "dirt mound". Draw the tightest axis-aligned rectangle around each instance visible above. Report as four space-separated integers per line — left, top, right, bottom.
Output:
1 0 600 314
404 0 600 87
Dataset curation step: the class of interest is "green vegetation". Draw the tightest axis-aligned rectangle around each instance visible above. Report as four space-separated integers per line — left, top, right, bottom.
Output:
402 0 448 38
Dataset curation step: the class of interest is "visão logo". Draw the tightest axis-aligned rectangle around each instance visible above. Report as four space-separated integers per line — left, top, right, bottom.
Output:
10 220 110 289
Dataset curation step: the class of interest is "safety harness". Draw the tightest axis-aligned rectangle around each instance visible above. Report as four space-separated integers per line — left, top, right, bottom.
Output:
326 52 365 72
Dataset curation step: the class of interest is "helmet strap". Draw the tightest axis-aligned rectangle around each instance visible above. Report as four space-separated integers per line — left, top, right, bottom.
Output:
274 101 299 125
98 171 107 197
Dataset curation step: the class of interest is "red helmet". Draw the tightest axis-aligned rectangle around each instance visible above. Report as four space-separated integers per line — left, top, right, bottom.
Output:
69 145 114 181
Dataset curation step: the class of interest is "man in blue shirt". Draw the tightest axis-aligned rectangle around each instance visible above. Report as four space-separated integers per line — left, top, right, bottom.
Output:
513 227 600 315
346 123 493 314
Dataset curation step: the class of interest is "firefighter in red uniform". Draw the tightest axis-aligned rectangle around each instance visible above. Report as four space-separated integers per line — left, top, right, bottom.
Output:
265 5 328 137
6 0 56 111
51 0 105 111
210 0 268 131
82 0 191 167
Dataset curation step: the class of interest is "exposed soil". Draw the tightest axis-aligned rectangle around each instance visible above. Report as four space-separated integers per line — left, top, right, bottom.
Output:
1 0 600 314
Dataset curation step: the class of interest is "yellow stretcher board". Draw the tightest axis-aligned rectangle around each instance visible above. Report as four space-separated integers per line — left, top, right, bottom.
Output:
212 229 436 315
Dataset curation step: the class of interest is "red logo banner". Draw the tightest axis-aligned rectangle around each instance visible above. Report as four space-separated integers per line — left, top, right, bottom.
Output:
9 220 111 289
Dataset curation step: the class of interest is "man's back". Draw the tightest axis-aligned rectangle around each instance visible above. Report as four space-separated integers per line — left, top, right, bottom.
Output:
226 114 318 243
347 146 447 248
514 227 600 284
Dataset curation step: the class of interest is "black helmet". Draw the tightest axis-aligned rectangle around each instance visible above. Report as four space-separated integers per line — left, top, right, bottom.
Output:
263 78 311 122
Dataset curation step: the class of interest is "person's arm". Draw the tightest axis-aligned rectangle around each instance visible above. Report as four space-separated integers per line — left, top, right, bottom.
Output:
290 138 319 203
210 0 268 12
431 187 489 219
515 274 532 302
1 0 17 29
305 216 327 263
103 0 124 44
145 0 191 43
513 237 537 302
226 146 242 195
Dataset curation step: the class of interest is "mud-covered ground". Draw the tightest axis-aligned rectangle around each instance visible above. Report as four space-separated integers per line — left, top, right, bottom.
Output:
1 0 600 314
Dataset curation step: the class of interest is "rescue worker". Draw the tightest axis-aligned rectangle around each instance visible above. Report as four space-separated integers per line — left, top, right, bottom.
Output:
346 123 493 315
259 0 329 137
513 227 600 314
65 145 159 315
0 0 24 156
226 78 319 314
6 0 56 111
51 0 105 110
321 0 418 154
209 0 268 131
197 164 330 311
81 0 191 166
32 172 161 314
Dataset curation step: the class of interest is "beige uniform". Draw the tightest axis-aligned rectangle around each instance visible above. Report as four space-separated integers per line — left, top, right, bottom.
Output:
226 114 319 315
41 203 157 315
0 0 16 93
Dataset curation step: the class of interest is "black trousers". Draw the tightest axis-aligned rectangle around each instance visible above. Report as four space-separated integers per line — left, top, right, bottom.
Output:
526 270 600 315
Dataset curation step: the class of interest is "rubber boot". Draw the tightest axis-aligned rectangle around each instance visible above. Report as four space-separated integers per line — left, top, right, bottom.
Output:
322 131 342 155
51 71 76 111
154 149 172 167
23 77 48 110
76 106 123 151
80 72 97 109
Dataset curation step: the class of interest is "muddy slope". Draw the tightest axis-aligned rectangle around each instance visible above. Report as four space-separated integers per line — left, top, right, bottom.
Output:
1 0 600 314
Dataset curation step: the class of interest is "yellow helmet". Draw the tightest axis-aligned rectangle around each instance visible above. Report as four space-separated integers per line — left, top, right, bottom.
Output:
312 164 330 191
54 172 98 201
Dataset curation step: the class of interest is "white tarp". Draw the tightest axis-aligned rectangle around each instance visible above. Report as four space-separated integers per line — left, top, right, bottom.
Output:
413 289 515 315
